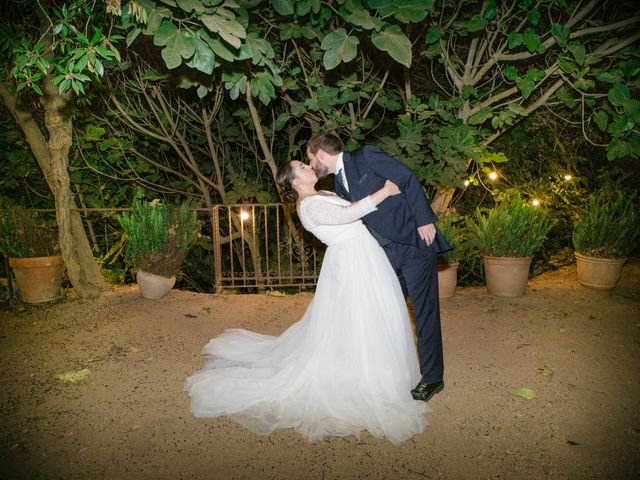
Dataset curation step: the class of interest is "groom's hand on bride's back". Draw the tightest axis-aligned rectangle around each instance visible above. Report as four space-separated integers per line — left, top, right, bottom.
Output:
417 224 436 246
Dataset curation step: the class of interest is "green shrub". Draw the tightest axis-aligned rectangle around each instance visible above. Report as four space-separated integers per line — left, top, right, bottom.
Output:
0 203 58 258
572 190 639 258
466 192 555 257
437 214 462 264
118 198 199 278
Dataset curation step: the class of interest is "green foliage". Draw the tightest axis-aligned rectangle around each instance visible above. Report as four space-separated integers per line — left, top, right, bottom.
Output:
466 192 555 257
1 0 122 96
572 190 639 258
118 196 200 278
437 214 462 264
0 202 58 258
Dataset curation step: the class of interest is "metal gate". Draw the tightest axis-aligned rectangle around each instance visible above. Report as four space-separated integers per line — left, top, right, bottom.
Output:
211 204 323 293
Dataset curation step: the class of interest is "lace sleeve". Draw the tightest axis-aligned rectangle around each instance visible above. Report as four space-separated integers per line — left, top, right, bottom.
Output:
300 195 377 226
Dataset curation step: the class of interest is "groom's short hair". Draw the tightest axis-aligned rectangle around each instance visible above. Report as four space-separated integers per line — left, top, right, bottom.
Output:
308 133 343 155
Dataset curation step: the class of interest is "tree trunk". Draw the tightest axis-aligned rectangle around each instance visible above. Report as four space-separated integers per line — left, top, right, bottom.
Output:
0 80 109 298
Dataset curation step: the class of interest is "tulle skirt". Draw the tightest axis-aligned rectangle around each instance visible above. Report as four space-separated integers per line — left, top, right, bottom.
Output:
185 230 429 445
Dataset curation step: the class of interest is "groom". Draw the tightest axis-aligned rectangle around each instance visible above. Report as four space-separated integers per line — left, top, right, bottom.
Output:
307 133 450 402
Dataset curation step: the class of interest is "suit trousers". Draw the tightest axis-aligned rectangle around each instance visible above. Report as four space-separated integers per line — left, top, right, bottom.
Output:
382 241 444 384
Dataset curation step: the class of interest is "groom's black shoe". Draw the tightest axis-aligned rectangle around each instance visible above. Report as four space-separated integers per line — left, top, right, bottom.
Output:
411 380 444 402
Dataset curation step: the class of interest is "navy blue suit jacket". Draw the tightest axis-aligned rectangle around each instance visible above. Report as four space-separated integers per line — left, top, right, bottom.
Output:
337 144 451 253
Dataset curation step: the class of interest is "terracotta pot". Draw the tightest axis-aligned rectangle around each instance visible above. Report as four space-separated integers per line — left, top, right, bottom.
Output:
9 255 64 303
437 262 458 299
136 270 176 300
483 256 532 297
574 252 627 291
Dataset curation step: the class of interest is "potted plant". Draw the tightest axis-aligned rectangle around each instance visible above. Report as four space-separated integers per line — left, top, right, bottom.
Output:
437 214 461 299
0 202 64 303
572 190 638 290
118 197 199 299
466 192 555 297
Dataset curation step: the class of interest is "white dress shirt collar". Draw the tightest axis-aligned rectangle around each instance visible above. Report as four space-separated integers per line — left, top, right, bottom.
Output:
335 152 345 176
334 152 348 191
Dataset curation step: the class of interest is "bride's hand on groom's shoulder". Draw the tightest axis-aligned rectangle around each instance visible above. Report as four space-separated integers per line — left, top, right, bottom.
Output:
384 180 401 196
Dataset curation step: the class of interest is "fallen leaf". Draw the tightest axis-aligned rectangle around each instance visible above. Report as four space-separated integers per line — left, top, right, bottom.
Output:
266 290 286 297
510 387 536 400
538 365 554 377
54 369 91 383
567 440 581 446
184 313 197 318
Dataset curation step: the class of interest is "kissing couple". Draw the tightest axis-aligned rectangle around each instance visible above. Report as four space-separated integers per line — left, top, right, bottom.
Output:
185 133 451 445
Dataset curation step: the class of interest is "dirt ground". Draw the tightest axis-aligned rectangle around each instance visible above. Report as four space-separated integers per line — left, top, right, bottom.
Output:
1 259 639 480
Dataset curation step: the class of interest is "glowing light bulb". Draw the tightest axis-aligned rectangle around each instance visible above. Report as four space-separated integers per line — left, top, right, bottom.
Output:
532 198 540 207
464 179 470 187
564 174 572 181
488 171 498 181
240 210 250 220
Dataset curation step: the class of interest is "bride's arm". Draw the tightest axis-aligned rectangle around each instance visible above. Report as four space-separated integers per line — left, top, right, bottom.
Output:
301 181 400 226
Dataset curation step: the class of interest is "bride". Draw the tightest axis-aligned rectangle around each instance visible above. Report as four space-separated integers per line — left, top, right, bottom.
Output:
185 160 429 445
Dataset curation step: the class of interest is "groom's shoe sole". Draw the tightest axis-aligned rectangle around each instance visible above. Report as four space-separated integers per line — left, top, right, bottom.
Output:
411 381 444 402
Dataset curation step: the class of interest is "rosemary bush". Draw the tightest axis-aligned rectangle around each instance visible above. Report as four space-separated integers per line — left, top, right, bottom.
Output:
466 192 555 257
118 198 199 278
0 203 58 258
573 190 639 258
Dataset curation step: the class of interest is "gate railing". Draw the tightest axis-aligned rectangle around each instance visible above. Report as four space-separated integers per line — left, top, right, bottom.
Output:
212 204 322 293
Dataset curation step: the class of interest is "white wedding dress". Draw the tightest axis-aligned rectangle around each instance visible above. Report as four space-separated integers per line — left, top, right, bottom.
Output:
185 193 429 445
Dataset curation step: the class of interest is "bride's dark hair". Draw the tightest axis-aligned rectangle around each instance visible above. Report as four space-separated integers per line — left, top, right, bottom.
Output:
276 161 298 203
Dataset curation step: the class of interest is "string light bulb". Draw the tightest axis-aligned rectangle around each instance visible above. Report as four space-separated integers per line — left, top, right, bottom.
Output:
464 179 470 187
563 174 572 181
240 210 250 220
531 198 540 207
488 171 498 181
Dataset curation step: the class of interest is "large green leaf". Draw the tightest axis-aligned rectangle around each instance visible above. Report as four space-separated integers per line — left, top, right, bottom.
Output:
141 2 172 35
251 72 276 105
569 43 586 66
176 0 206 13
371 25 412 68
222 71 246 100
320 29 359 70
425 24 444 44
608 82 630 107
245 34 275 65
153 20 196 69
467 14 486 32
508 32 523 49
523 28 541 53
516 76 535 99
185 32 215 74
347 9 383 30
503 66 518 81
594 110 609 132
596 70 623 83
551 23 570 47
200 29 236 62
295 0 320 16
555 86 576 108
369 0 435 23
524 67 545 82
271 0 294 15
468 107 492 125
392 0 433 23
558 56 574 74
201 13 246 49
